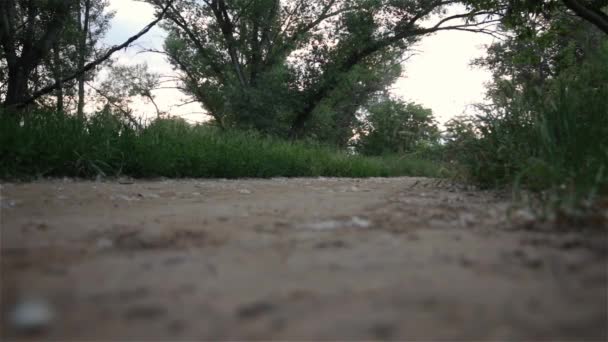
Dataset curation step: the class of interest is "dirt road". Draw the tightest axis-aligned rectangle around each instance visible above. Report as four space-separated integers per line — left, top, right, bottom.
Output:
1 177 607 340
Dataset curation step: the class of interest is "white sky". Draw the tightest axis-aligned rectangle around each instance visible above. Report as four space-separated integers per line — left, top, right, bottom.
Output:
105 0 493 125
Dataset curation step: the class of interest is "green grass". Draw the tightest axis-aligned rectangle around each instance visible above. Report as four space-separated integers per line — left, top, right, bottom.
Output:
445 41 608 222
0 110 445 180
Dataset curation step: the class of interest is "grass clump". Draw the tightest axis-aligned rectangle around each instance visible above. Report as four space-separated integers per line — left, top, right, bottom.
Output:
0 110 443 180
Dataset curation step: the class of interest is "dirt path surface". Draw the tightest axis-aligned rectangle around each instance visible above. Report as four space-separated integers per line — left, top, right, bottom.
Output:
1 177 607 340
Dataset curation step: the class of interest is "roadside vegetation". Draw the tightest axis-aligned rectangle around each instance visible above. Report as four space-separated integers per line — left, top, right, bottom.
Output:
0 110 444 180
442 9 608 221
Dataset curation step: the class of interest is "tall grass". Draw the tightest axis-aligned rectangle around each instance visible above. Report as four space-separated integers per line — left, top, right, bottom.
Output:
0 110 444 180
446 41 608 221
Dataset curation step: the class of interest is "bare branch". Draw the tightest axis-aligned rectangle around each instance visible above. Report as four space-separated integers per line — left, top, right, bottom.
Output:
86 81 143 130
16 0 175 108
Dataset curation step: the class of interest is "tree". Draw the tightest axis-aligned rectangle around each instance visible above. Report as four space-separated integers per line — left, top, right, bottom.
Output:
95 63 163 120
561 0 608 34
41 0 114 114
148 0 499 140
450 1 608 190
465 0 608 34
355 96 439 156
77 0 92 117
472 1 605 115
305 53 405 147
74 0 114 118
1 0 174 110
0 0 73 107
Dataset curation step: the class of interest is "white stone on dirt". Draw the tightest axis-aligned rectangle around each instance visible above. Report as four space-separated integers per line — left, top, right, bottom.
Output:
1 199 19 208
238 189 252 195
511 208 537 224
459 213 477 227
96 238 114 249
111 194 140 201
350 216 371 228
301 220 341 230
298 216 371 230
10 298 54 333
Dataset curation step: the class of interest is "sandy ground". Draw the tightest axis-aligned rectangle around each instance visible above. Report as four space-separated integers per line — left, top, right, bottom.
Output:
1 177 607 340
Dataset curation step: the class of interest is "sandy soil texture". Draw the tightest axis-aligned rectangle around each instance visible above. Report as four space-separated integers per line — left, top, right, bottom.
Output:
1 177 607 340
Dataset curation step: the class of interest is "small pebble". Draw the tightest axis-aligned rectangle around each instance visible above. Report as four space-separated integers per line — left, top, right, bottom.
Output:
351 216 371 228
96 238 114 250
512 208 537 224
1 199 18 208
10 298 54 333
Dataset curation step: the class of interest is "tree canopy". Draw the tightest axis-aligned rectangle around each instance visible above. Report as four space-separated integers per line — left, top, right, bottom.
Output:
355 96 439 156
145 0 499 142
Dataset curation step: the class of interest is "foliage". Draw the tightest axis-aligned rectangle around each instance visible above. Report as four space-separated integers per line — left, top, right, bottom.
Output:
0 110 445 180
159 0 399 140
445 10 608 218
355 96 440 156
464 0 608 34
0 0 114 108
153 0 498 141
96 63 163 118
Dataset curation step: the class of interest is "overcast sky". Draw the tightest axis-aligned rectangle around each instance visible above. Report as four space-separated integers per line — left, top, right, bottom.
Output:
105 0 494 125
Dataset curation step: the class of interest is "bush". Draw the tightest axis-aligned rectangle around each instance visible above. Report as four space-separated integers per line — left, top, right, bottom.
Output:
445 41 608 217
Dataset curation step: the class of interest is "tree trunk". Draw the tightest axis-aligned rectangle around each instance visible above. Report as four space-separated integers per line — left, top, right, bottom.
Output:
77 0 91 119
212 0 247 88
52 44 64 112
4 67 29 108
562 0 608 34
249 21 260 85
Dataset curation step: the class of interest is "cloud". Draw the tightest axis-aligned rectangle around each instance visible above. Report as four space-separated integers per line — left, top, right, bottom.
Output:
108 0 156 25
105 0 165 48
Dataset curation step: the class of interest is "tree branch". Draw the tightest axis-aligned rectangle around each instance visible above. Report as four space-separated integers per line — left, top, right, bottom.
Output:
561 0 608 34
288 9 501 138
162 2 226 80
86 81 143 130
16 0 174 108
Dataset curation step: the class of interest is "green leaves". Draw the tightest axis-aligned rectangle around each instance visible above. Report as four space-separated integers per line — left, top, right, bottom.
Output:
448 6 608 219
156 0 455 142
355 96 440 156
